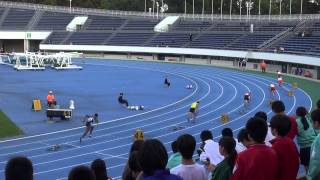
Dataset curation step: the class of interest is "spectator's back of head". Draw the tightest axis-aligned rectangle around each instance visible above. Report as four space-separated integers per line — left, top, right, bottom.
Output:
270 115 291 137
296 106 309 130
311 109 320 124
218 137 237 169
138 139 168 176
130 140 144 154
5 156 33 180
200 130 213 141
177 134 196 160
271 101 285 114
221 128 233 138
246 117 268 143
237 128 249 143
68 165 95 180
254 111 268 122
171 140 179 153
91 159 108 180
129 151 142 172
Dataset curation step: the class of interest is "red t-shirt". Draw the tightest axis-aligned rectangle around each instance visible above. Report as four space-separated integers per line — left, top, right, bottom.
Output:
287 116 298 139
231 144 278 180
271 137 299 180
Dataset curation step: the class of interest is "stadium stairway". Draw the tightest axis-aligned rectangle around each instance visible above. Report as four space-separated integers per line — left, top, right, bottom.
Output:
0 7 9 28
27 10 44 31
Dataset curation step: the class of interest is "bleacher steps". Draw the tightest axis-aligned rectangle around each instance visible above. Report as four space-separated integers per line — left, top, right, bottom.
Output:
142 32 159 46
118 19 129 30
61 32 74 45
102 31 118 45
0 7 10 28
27 10 44 30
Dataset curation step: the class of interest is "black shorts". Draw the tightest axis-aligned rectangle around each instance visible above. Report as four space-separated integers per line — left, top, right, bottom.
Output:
189 108 195 113
244 96 249 101
300 147 311 166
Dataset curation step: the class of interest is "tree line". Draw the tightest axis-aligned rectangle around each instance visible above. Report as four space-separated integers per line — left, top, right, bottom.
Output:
3 0 319 14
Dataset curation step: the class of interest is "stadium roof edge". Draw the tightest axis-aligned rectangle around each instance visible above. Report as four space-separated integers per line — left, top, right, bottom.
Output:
0 0 319 21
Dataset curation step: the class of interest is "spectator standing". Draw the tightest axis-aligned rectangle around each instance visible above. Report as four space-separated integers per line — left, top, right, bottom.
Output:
199 130 224 166
91 159 112 180
210 137 237 180
307 109 320 180
221 128 246 152
171 134 207 180
254 111 274 146
231 117 279 180
296 107 317 172
5 156 33 180
236 128 250 150
138 139 182 180
166 140 182 170
270 115 299 180
271 100 298 139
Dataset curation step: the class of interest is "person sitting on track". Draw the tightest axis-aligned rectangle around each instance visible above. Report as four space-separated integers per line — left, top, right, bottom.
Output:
270 84 276 101
118 93 129 107
80 113 99 143
164 76 171 87
244 92 251 109
188 101 200 123
46 90 56 108
277 76 283 87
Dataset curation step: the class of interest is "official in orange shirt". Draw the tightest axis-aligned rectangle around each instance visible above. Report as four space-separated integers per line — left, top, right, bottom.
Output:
47 91 55 107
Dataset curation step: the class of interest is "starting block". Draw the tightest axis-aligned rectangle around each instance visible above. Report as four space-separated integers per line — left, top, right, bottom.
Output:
133 128 144 141
221 113 229 124
292 82 298 89
288 90 294 97
32 99 42 111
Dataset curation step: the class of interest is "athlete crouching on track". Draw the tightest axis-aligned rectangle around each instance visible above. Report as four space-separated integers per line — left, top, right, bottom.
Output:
80 113 99 143
188 101 200 123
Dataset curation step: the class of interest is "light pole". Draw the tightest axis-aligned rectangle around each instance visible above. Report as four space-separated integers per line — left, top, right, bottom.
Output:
230 0 233 20
269 0 272 20
279 0 282 16
156 1 159 19
145 0 147 13
185 0 187 17
290 0 292 16
152 0 155 18
258 0 261 19
300 0 303 18
221 0 224 19
202 0 205 16
69 0 72 14
193 0 195 19
212 0 214 20
237 0 242 20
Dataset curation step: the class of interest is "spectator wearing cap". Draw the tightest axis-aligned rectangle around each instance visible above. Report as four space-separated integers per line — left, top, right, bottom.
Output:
270 115 299 180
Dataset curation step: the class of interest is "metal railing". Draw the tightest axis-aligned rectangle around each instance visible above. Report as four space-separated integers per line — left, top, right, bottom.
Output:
0 1 320 21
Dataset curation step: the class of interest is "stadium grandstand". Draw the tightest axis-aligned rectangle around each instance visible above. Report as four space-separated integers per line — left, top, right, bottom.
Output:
0 0 320 180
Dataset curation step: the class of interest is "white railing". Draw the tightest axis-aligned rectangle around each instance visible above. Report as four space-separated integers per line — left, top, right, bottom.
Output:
0 1 320 21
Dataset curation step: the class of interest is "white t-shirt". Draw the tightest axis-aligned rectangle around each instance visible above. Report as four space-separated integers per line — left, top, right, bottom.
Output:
171 163 208 180
265 126 275 147
199 139 224 165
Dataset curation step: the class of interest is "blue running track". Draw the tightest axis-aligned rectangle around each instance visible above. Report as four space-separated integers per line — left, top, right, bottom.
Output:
0 59 312 179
